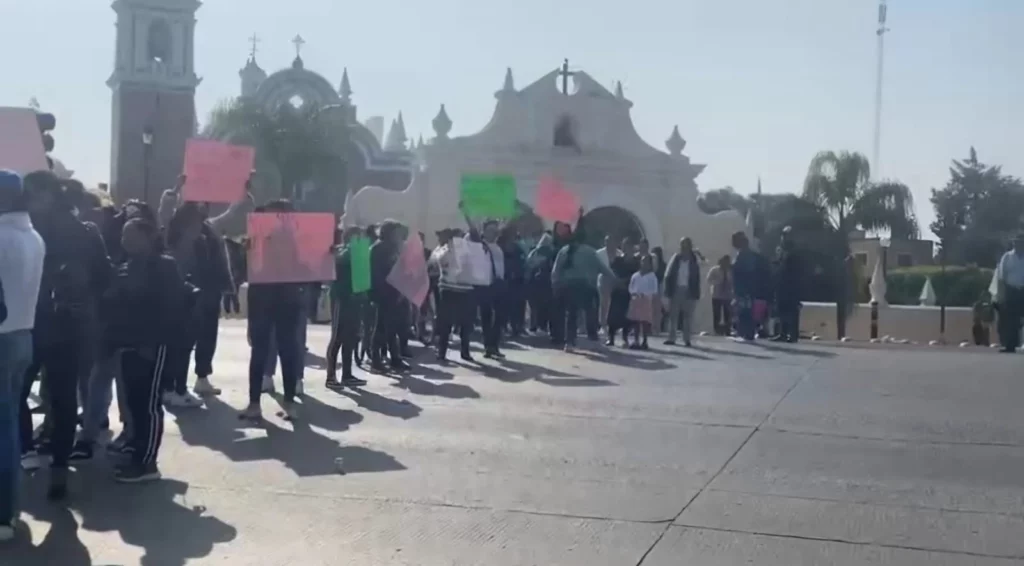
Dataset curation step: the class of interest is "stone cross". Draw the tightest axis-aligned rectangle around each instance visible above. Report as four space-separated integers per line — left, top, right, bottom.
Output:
292 35 306 58
249 34 261 60
558 59 575 95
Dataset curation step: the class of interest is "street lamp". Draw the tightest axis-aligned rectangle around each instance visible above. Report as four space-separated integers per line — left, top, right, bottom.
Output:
142 126 154 204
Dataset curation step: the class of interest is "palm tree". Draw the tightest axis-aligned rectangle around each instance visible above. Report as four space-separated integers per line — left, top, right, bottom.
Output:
802 150 919 337
202 98 349 204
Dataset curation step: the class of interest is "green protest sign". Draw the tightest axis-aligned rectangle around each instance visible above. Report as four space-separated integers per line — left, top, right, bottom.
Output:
460 174 517 218
349 236 371 293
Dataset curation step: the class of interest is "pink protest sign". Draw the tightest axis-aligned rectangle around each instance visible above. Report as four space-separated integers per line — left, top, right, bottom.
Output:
247 212 336 284
386 232 430 307
0 107 49 175
536 175 580 224
182 139 254 203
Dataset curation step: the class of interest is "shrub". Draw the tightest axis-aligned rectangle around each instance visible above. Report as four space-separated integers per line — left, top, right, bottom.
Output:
885 265 993 307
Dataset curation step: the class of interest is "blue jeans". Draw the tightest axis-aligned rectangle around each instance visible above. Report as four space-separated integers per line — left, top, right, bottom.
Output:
81 350 131 444
262 308 308 381
0 330 32 524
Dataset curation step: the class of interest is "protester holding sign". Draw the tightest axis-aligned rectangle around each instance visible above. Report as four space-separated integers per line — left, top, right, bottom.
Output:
324 229 370 389
432 229 480 362
370 221 409 372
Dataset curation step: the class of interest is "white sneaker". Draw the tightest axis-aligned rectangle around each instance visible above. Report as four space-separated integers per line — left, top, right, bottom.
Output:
167 392 204 408
294 380 304 396
239 404 262 421
0 521 15 542
193 378 221 396
261 375 275 393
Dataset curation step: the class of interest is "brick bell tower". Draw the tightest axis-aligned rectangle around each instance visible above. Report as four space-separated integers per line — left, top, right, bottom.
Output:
108 0 201 205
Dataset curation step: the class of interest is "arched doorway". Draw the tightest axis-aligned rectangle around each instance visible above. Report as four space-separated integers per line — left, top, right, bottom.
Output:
581 206 645 248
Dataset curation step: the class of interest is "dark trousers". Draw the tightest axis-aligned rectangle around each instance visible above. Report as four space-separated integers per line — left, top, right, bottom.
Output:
193 300 220 378
554 282 589 347
506 280 526 334
248 299 302 404
123 346 166 465
584 288 599 340
999 286 1024 350
222 293 240 315
607 288 632 341
528 281 551 332
327 297 363 379
777 301 800 341
371 298 402 365
477 283 504 353
711 298 732 335
162 324 196 395
19 339 79 469
437 289 475 357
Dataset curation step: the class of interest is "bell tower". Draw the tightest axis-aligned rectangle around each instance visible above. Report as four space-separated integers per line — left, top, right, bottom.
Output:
108 0 201 205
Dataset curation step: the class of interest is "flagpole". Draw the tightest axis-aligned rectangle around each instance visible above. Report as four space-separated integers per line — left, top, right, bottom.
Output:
872 0 889 180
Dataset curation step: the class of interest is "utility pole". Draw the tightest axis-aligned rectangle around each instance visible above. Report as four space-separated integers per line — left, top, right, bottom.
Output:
872 0 889 180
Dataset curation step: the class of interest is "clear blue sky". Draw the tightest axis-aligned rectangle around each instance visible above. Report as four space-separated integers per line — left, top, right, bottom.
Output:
4 0 1022 238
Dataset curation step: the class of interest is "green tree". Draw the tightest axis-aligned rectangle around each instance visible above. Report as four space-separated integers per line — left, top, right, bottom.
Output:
929 147 1024 267
202 98 349 204
697 186 751 216
802 150 919 337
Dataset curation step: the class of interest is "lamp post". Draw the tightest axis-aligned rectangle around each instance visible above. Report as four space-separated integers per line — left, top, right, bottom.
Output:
142 126 154 204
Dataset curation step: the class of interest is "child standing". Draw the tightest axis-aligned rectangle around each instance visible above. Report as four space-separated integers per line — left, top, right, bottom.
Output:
627 255 659 350
104 217 184 482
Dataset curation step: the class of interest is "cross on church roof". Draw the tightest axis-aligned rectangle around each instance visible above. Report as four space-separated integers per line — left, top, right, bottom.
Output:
292 35 306 58
558 58 576 95
248 34 261 60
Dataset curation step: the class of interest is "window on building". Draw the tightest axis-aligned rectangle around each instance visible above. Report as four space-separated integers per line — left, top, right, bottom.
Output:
897 253 913 268
855 253 868 266
147 19 173 64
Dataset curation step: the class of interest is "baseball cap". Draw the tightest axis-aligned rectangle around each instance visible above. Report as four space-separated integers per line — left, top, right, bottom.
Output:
0 170 25 212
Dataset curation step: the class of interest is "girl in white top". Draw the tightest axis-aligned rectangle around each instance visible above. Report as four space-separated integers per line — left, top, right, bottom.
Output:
627 255 659 349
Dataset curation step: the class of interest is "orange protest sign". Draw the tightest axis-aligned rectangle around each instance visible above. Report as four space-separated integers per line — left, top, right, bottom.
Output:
247 212 336 284
182 139 254 203
536 175 580 224
386 232 430 307
0 107 49 175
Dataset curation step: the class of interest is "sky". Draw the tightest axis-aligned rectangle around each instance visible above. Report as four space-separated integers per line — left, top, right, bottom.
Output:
3 0 1022 239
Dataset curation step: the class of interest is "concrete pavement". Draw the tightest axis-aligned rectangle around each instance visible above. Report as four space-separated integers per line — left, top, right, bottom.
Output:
6 321 1024 565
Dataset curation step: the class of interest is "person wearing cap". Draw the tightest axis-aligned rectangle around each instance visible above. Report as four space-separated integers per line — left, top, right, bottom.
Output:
0 170 45 541
994 233 1024 352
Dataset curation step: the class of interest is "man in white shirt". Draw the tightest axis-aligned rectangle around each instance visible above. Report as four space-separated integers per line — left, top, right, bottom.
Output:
596 236 619 329
0 170 46 540
995 233 1024 352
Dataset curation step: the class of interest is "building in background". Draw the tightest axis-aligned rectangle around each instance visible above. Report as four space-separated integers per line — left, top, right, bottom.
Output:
849 230 935 271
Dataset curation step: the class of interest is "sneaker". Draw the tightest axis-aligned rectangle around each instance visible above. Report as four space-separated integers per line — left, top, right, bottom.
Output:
0 521 15 542
20 451 46 472
114 461 161 484
460 352 475 363
239 404 262 421
295 380 304 396
325 377 344 390
167 392 204 408
261 375 276 393
161 391 176 405
193 377 221 396
47 468 68 501
390 360 411 371
342 376 368 388
280 402 299 421
70 441 94 461
663 339 676 346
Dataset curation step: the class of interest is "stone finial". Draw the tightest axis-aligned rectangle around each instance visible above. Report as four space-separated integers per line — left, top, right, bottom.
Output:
919 276 937 306
615 81 624 99
432 104 452 139
384 115 408 151
291 56 304 70
503 67 515 91
869 256 888 305
666 125 686 156
339 68 352 101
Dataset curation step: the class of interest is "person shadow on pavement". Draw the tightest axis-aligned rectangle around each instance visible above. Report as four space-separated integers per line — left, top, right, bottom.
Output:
171 395 403 477
14 477 236 566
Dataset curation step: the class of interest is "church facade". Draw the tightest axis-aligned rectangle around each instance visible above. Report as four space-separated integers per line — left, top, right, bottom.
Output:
345 65 744 260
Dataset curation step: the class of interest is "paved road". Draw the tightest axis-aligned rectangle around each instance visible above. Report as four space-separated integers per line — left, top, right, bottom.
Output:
7 321 1024 565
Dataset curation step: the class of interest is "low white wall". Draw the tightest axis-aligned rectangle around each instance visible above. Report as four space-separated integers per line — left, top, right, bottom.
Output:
800 302 993 344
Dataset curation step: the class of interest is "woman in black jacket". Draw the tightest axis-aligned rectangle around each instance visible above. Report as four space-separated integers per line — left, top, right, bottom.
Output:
103 217 185 482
